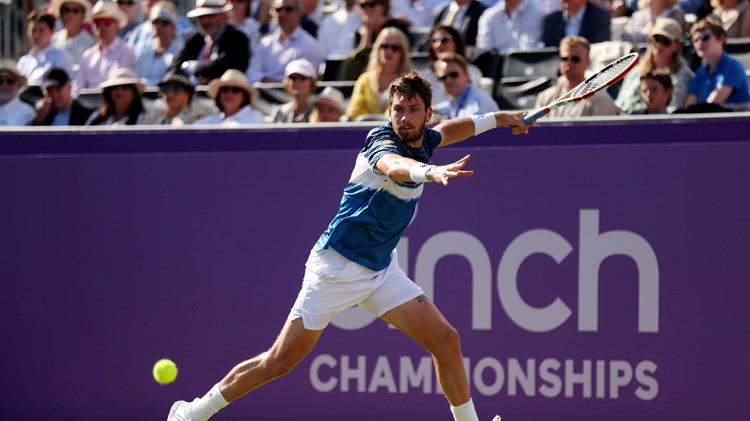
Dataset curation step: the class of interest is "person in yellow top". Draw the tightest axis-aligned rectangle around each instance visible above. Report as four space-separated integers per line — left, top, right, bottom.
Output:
346 27 411 121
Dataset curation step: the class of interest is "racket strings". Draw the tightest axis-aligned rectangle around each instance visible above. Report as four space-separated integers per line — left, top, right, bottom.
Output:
571 56 638 97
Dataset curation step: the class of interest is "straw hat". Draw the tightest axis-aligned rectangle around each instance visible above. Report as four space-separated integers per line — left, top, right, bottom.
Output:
207 69 258 101
91 1 128 29
98 68 145 94
51 0 91 19
0 58 27 86
186 0 233 18
313 86 345 113
649 17 683 42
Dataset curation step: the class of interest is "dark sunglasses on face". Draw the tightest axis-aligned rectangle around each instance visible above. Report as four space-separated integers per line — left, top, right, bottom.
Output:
61 7 84 14
379 43 401 52
360 1 378 9
437 71 461 81
275 5 295 14
0 78 18 86
431 36 453 44
117 0 136 6
288 74 310 82
152 19 172 26
650 34 673 46
559 55 582 63
692 33 713 43
161 84 186 93
220 86 243 94
94 18 115 26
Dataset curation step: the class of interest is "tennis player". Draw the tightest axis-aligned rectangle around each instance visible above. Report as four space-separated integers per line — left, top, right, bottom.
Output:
168 70 531 421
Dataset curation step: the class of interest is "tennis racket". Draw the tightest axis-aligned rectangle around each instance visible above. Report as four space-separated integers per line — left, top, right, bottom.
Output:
522 52 640 125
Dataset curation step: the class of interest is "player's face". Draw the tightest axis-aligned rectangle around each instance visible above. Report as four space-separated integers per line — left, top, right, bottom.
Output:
389 94 432 144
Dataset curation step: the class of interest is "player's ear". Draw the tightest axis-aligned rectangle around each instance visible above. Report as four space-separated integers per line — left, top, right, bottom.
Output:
426 106 433 122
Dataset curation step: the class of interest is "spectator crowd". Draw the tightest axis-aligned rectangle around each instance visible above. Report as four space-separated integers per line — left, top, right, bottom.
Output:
1 0 749 127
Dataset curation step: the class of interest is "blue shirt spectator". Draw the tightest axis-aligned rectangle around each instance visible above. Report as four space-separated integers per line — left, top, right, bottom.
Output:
432 52 499 118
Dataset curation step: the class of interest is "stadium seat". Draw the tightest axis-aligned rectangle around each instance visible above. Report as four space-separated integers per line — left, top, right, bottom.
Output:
321 57 346 81
501 46 560 79
468 48 503 81
410 52 431 75
725 37 750 69
494 76 554 110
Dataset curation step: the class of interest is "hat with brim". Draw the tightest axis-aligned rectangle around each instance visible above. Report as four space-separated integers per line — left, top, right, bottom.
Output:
649 17 683 42
207 69 258 102
150 2 179 25
91 0 128 29
99 68 145 94
0 58 27 86
314 86 345 114
186 0 233 18
52 0 91 19
158 70 194 91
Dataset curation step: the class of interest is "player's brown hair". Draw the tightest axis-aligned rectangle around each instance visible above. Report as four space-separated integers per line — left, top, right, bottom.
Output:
387 70 432 109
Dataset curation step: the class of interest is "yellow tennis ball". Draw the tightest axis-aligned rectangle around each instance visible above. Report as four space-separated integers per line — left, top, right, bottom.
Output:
153 358 178 385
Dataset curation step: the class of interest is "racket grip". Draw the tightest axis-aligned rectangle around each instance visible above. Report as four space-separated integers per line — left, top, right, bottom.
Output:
522 108 548 125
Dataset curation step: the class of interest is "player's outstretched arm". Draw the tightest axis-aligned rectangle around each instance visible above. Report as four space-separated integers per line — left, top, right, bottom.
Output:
376 153 474 186
435 111 531 148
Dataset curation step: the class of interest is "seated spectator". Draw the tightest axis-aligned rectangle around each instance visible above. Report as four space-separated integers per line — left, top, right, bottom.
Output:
228 0 265 47
630 70 674 114
432 52 499 119
51 0 97 71
0 59 37 126
134 2 184 86
127 0 196 49
85 68 147 125
246 0 325 83
173 0 251 86
193 69 265 125
73 1 137 96
346 27 412 120
146 69 206 125
390 0 444 30
336 0 411 80
424 25 484 106
270 59 317 123
117 0 141 39
477 0 546 53
684 18 750 108
616 18 694 112
707 0 750 38
535 35 620 117
18 11 74 84
433 0 488 46
317 0 363 59
33 67 95 125
623 0 687 44
310 86 347 122
541 0 611 47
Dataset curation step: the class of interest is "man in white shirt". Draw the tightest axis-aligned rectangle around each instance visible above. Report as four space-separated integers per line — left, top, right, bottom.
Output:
476 0 545 53
247 0 325 83
18 11 74 84
432 52 499 119
317 0 362 58
0 59 37 126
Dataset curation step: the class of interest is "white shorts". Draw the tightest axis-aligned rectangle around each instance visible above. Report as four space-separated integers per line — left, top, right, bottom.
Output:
288 248 424 330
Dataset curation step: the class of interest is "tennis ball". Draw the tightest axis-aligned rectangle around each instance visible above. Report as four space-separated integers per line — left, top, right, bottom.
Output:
153 358 178 385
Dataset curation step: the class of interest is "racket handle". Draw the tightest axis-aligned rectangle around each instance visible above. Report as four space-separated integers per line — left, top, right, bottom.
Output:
522 108 548 125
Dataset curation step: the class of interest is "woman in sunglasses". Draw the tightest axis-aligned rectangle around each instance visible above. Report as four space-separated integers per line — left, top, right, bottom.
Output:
683 18 750 109
134 2 184 86
85 68 147 126
270 59 317 123
616 17 694 113
424 25 484 106
146 69 206 125
346 27 412 120
193 69 265 125
622 0 687 44
51 0 97 71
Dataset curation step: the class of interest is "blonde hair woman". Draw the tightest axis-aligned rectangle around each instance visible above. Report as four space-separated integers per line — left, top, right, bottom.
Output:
623 0 687 44
616 18 694 112
708 0 750 38
346 27 411 120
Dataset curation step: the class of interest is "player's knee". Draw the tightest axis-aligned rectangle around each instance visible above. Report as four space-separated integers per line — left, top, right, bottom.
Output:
431 325 462 359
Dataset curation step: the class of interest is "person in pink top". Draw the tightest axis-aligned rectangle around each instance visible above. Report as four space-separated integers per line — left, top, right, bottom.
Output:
73 1 136 96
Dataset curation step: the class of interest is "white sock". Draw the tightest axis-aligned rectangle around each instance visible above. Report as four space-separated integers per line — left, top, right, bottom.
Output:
186 383 229 421
450 398 479 421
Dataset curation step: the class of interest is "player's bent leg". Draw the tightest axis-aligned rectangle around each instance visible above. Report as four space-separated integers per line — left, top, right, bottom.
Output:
380 295 470 406
219 317 324 401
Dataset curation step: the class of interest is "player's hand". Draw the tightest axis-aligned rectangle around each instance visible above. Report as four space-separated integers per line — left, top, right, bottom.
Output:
428 154 474 186
499 111 533 135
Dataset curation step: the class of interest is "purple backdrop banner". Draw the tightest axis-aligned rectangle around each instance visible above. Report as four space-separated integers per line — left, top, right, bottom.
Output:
1 119 749 420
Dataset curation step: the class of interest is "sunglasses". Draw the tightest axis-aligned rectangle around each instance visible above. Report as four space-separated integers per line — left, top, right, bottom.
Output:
649 34 673 47
161 84 187 93
219 86 244 94
360 1 378 9
288 74 310 82
431 36 453 44
275 5 295 14
94 18 115 26
116 0 136 5
437 71 461 81
61 7 84 14
152 19 172 26
0 78 18 86
379 43 401 52
692 33 713 43
559 55 582 63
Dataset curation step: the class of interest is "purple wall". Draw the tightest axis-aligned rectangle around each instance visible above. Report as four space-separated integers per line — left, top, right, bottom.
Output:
1 118 749 420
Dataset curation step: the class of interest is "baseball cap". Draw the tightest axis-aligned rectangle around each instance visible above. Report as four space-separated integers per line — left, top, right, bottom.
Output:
649 18 683 41
42 67 70 89
285 59 317 79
